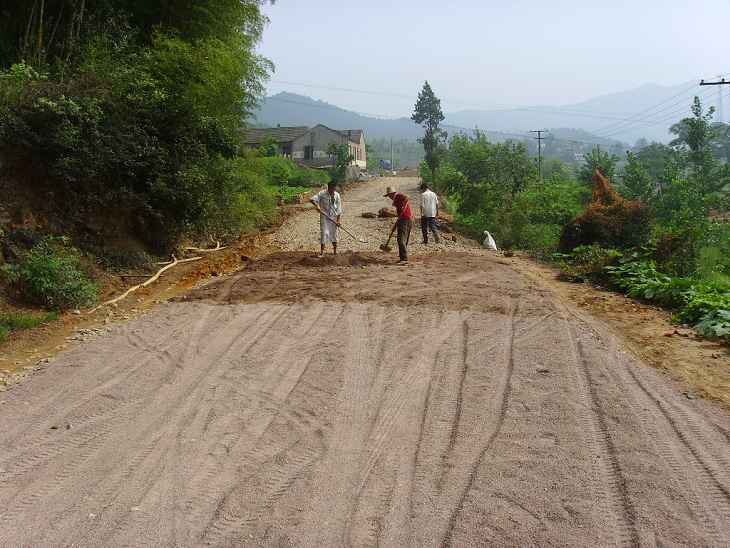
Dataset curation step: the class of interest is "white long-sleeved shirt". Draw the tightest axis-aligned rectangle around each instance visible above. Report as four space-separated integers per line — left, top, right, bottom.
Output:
421 189 439 218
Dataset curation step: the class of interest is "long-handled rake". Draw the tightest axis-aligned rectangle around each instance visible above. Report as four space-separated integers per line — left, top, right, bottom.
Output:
316 208 368 244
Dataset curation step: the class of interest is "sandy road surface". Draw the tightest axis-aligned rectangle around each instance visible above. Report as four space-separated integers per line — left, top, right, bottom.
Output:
1 178 730 546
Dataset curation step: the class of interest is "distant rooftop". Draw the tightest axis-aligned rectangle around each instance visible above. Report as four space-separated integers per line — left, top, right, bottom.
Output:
242 126 309 145
243 126 364 145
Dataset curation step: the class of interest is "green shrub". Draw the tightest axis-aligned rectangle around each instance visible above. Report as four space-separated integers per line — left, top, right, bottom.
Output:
0 311 59 343
6 239 98 310
289 165 330 187
557 245 623 282
695 310 730 340
272 185 310 203
256 157 293 186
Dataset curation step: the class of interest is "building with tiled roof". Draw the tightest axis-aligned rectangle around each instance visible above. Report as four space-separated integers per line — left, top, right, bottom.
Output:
243 124 366 169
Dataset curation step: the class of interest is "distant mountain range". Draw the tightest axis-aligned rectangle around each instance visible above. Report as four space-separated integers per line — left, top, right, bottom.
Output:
254 81 718 145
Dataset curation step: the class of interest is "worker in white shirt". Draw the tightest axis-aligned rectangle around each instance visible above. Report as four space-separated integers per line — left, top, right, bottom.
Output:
310 182 343 256
419 183 440 244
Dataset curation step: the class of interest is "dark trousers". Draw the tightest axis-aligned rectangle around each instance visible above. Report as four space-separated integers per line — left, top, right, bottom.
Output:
396 219 412 261
421 217 440 244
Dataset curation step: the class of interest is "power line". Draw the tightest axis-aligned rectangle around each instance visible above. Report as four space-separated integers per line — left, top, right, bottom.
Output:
592 72 729 138
700 77 730 124
591 81 699 136
597 87 716 139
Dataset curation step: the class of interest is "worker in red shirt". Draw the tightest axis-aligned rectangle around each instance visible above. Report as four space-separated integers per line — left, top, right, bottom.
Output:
384 186 413 263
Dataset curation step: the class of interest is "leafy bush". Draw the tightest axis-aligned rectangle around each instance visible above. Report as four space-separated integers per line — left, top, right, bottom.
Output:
601 257 730 342
256 157 293 187
4 239 98 310
289 165 330 188
556 245 622 282
0 310 59 343
273 185 310 203
695 310 730 339
0 2 272 252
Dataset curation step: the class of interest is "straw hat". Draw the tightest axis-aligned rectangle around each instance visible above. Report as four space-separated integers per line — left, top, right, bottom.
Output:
383 186 396 197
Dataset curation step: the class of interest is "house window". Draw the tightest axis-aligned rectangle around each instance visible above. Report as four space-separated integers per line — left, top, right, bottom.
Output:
304 146 314 160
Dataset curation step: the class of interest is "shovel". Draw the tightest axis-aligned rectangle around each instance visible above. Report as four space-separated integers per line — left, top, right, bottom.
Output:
315 207 368 244
380 222 397 252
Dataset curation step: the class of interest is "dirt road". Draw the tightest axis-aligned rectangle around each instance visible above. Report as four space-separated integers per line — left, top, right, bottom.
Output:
1 178 730 546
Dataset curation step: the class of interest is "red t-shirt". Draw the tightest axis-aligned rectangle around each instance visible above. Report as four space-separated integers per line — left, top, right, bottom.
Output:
392 193 413 220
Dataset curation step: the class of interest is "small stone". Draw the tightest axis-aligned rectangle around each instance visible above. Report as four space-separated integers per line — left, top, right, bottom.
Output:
537 368 550 374
66 423 72 430
683 392 696 400
663 331 674 337
72 309 81 315
50 425 59 430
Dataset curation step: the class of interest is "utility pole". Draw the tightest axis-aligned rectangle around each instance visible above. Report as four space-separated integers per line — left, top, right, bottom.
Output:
530 130 547 182
700 78 729 123
390 137 394 171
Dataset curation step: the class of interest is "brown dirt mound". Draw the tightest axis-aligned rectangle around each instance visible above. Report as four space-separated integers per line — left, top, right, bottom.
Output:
243 251 388 272
297 252 386 268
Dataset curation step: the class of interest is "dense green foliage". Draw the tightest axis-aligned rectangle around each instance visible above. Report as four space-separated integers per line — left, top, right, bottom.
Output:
421 95 729 271
556 245 730 343
2 238 98 310
0 1 275 251
558 246 730 342
0 310 59 343
421 131 587 253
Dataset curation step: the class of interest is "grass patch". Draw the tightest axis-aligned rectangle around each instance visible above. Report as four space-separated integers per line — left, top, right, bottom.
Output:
272 185 311 203
0 311 59 343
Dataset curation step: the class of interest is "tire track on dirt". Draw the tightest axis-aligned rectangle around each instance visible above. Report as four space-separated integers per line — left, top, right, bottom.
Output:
196 304 346 546
65 305 291 544
0 306 217 520
609 344 730 543
90 304 294 547
351 313 464 507
0 310 203 462
558 305 640 547
0 305 282 545
565 306 730 542
349 311 465 547
437 300 518 548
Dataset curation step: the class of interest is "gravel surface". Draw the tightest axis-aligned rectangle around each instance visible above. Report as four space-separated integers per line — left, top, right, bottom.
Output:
271 176 483 255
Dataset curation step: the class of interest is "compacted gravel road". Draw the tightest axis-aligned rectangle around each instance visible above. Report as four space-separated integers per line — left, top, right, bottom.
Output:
1 177 729 547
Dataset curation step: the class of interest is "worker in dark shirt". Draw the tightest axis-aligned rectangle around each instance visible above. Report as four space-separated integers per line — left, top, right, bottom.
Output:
384 186 413 263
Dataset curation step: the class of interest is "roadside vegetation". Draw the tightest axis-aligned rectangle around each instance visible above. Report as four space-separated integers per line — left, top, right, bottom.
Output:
0 2 330 316
0 310 59 343
416 85 730 343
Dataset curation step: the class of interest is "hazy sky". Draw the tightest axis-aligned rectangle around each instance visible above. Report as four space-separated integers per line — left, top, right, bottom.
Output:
259 0 729 117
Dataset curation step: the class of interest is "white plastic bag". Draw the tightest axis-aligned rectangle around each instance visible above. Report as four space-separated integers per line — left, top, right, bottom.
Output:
482 231 498 251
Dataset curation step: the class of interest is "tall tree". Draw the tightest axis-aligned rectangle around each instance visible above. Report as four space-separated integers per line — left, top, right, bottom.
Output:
412 81 446 182
578 146 618 184
670 97 729 194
